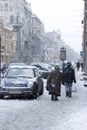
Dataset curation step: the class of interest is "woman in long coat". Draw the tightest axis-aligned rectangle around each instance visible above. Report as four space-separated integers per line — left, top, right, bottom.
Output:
47 65 63 101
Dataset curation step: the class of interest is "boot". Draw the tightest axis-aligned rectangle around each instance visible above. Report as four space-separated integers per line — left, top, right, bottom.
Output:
66 92 68 97
68 92 72 98
51 94 54 100
55 95 58 101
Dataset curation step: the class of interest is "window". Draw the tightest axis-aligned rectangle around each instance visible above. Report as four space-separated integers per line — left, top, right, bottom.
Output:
4 3 8 11
86 41 87 45
34 68 39 77
1 45 5 50
0 4 3 12
1 55 4 62
24 41 28 49
11 43 13 50
10 15 14 23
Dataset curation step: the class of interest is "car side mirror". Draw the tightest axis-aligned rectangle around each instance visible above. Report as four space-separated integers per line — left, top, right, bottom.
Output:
38 74 42 78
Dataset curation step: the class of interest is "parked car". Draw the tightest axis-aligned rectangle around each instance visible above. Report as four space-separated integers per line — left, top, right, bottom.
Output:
0 65 44 99
31 62 52 79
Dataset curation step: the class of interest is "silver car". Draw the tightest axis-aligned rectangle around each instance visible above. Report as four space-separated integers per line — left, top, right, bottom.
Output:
0 65 44 99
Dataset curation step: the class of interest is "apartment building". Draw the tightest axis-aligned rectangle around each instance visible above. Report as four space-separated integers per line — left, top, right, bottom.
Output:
0 0 33 63
0 0 44 63
82 0 87 72
0 19 16 63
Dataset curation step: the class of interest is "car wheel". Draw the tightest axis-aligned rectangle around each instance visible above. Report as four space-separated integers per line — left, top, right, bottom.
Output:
33 89 38 99
33 84 38 99
33 93 37 99
39 86 44 95
38 80 44 96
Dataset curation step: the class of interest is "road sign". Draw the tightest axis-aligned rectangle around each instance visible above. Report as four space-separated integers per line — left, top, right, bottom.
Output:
60 47 66 61
80 51 84 57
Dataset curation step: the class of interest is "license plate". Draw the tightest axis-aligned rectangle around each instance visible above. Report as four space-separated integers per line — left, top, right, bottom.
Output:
9 90 22 94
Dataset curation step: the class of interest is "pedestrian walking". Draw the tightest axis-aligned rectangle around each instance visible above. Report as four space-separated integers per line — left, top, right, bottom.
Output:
63 62 76 97
80 62 83 71
47 65 63 101
76 61 80 71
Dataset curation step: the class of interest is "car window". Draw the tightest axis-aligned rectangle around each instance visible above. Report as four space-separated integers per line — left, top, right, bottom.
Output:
5 68 34 78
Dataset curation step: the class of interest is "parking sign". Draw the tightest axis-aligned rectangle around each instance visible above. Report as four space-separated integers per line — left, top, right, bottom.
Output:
80 51 84 58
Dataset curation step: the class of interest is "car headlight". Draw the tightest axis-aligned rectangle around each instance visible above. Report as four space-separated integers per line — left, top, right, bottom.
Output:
27 81 33 88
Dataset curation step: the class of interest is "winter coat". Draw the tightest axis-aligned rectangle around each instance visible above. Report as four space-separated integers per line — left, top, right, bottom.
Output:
63 66 76 83
76 62 80 68
47 69 63 96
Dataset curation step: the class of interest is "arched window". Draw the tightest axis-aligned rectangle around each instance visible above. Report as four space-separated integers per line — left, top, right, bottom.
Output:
4 3 8 11
0 4 3 12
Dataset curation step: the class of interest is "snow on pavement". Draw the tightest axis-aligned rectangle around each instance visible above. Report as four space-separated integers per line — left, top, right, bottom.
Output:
0 71 87 130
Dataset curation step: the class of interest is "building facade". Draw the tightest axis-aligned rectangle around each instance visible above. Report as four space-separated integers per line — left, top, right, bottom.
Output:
31 14 42 62
0 0 44 63
0 19 16 63
82 0 87 72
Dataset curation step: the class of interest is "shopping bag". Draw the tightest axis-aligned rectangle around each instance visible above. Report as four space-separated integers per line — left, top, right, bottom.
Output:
72 84 77 92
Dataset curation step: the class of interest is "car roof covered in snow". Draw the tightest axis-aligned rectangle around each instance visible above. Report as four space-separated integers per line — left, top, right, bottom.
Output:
8 65 37 69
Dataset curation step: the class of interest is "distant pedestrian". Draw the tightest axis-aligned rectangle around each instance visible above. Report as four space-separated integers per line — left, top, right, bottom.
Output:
63 62 76 97
47 65 63 101
80 62 83 71
72 61 76 71
76 61 80 71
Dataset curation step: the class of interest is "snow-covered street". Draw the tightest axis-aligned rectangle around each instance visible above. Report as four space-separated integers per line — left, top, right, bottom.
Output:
0 71 87 130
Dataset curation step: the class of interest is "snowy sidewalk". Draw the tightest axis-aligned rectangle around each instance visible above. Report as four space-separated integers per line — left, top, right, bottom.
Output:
0 70 87 130
42 70 87 130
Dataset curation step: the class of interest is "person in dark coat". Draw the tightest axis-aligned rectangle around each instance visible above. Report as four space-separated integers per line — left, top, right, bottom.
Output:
63 62 76 97
80 62 83 71
47 65 63 101
76 61 80 71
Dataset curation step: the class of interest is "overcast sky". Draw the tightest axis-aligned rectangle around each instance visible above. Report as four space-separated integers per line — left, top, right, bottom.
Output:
27 0 84 53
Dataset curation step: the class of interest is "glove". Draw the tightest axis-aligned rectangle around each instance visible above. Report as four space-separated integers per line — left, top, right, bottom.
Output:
74 79 76 83
62 82 65 85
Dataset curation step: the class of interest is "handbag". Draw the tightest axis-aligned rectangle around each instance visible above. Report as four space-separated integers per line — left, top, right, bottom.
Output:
72 83 77 92
46 84 52 91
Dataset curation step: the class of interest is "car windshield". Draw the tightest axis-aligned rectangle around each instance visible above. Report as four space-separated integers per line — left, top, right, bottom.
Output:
5 68 34 78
